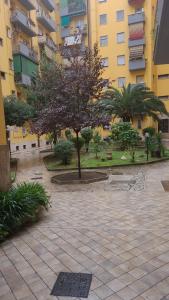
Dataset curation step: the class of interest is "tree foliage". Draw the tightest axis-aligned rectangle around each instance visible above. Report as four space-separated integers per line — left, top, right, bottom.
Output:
4 96 34 127
100 84 169 122
54 140 74 165
32 44 110 178
81 127 93 152
93 131 102 159
111 122 140 161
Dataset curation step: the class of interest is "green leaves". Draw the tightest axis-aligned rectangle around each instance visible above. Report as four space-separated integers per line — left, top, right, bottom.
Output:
54 140 74 165
4 96 35 127
0 183 49 242
101 83 169 121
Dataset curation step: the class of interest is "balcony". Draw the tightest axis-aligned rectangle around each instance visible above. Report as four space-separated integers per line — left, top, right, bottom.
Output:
13 42 38 63
61 25 88 39
129 59 146 71
61 1 86 17
38 35 57 52
128 12 145 24
11 10 37 37
14 73 32 86
36 9 56 32
128 38 145 47
154 0 169 64
128 0 145 7
18 0 35 10
41 0 55 12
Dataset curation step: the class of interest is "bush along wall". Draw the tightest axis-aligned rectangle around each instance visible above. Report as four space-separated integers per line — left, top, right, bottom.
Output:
0 182 49 242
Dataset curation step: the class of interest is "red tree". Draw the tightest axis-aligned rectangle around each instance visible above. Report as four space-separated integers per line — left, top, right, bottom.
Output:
32 45 110 178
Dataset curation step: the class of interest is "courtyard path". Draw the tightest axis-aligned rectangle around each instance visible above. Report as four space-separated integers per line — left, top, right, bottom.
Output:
1 151 169 299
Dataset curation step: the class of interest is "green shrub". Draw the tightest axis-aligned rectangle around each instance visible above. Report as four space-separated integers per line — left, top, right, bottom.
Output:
54 140 74 165
93 131 102 158
0 183 49 242
143 127 156 137
71 136 85 151
65 129 73 140
81 128 93 152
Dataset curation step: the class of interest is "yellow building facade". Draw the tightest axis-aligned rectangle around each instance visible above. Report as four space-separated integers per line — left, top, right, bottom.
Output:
0 0 60 151
60 0 169 134
1 0 169 151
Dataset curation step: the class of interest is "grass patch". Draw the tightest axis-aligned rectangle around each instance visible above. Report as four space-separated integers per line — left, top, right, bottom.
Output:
44 149 169 171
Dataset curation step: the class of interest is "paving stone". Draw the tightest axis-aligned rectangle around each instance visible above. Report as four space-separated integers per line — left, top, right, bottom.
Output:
2 153 169 299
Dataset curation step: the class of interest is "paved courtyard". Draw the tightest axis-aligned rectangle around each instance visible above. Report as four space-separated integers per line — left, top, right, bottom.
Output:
1 151 169 300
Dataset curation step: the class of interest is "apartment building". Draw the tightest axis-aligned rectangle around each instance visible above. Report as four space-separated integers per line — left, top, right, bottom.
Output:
0 0 60 151
60 0 169 135
1 0 169 151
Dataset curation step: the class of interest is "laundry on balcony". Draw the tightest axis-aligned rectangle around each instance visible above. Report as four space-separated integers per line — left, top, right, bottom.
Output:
129 45 144 60
129 22 144 40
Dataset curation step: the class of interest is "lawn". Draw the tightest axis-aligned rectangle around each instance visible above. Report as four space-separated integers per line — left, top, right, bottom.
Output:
44 149 169 171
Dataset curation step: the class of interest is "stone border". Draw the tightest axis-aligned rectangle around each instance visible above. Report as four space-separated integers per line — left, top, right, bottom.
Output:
51 172 109 185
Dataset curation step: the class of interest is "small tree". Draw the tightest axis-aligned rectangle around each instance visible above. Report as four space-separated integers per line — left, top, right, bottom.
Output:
111 122 140 161
81 127 93 153
93 131 102 159
119 128 140 162
4 95 34 127
54 140 74 165
32 44 110 178
71 136 85 151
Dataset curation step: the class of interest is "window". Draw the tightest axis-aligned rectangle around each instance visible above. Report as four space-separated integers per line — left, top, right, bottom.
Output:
0 38 3 46
101 58 109 67
118 77 126 87
6 26 12 38
100 14 107 25
136 75 144 84
0 72 6 79
117 32 125 43
158 74 169 80
100 35 108 47
117 55 125 65
116 10 124 21
9 59 14 71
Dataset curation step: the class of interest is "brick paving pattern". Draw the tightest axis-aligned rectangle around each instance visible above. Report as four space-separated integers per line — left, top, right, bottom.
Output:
1 151 169 300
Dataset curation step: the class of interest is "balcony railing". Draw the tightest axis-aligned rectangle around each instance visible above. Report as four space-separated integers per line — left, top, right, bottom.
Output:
41 0 55 12
128 12 145 24
11 10 37 37
14 73 32 86
36 9 56 32
61 25 88 38
61 1 86 17
129 59 146 71
38 35 57 51
128 38 145 47
13 42 38 63
18 0 35 10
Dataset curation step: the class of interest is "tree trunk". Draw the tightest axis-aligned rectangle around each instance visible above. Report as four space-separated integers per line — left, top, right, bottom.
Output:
76 131 81 179
53 129 57 145
37 134 40 148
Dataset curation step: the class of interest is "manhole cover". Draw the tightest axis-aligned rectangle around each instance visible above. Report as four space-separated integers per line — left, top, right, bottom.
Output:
161 181 169 192
51 272 92 298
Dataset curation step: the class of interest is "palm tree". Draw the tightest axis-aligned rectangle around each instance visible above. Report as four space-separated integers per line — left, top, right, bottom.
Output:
100 84 169 122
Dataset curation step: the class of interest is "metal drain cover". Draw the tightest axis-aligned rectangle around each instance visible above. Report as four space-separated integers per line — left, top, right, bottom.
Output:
51 272 92 298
